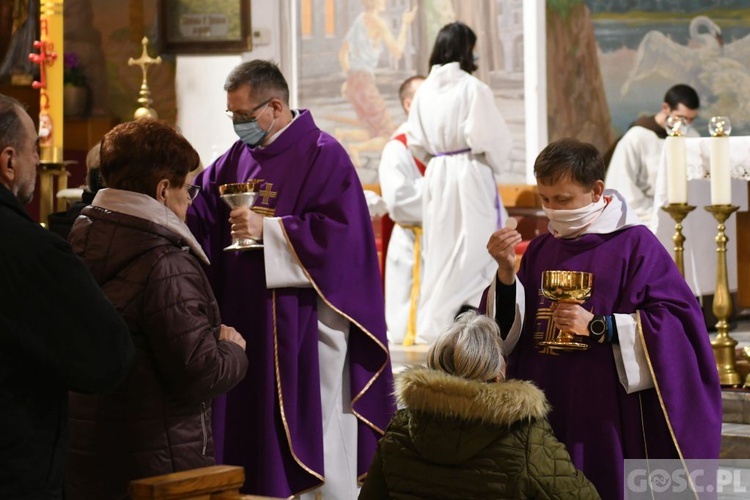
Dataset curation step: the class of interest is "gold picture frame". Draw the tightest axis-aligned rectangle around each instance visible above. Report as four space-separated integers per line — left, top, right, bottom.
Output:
158 0 251 54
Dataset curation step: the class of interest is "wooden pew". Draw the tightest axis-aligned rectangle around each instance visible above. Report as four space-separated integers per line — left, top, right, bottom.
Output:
129 465 283 500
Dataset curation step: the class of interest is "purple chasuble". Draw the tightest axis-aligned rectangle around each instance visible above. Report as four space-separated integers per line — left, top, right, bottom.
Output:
187 110 396 498
482 225 721 500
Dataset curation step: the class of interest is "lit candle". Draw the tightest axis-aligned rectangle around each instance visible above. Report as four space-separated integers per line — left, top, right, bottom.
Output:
709 116 732 206
665 136 687 204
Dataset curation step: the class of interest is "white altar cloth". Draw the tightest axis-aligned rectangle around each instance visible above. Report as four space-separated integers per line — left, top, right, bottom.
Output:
653 136 749 296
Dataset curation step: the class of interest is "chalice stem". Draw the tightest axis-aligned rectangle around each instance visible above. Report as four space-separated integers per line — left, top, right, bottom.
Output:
556 329 575 343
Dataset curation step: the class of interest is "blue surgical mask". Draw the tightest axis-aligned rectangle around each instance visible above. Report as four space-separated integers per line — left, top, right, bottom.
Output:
233 102 272 147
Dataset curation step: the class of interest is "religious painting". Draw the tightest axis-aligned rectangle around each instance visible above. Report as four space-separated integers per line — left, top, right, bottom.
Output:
158 0 251 54
290 0 527 184
584 0 750 140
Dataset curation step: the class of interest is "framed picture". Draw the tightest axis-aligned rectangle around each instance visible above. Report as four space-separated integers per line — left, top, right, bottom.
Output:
158 0 251 54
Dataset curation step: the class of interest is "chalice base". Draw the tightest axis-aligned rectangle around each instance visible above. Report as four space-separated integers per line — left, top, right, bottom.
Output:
538 339 589 351
223 238 264 252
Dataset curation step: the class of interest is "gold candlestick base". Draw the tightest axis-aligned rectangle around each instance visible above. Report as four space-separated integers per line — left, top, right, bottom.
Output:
661 203 696 277
37 160 77 225
705 204 740 387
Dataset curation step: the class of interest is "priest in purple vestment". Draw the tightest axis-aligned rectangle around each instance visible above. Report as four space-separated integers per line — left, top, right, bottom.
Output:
481 138 721 500
186 60 396 499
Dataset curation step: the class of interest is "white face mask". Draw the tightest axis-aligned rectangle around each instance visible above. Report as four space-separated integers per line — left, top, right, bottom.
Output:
543 197 607 239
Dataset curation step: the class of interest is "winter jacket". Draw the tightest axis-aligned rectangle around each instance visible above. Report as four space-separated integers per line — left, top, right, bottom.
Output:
359 366 600 499
0 186 134 499
65 204 249 500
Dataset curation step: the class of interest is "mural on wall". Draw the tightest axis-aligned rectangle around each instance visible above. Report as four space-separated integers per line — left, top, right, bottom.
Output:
585 0 750 139
295 0 527 184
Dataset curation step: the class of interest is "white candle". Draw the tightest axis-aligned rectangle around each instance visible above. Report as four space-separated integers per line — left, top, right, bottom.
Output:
710 136 731 205
665 136 687 204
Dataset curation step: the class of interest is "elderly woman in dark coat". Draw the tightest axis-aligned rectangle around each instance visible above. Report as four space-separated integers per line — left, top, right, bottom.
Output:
65 120 249 499
360 311 599 499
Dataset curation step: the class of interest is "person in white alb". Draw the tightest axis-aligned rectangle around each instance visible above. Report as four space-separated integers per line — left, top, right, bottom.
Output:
379 75 426 345
407 22 512 344
604 84 700 227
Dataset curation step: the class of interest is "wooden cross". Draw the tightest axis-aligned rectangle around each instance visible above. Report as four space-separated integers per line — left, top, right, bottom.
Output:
259 183 278 205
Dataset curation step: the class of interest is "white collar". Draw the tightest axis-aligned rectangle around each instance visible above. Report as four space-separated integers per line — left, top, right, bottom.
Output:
259 109 300 148
584 189 643 236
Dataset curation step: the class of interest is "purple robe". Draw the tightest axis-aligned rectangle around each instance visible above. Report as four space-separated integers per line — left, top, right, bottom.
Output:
482 225 721 500
186 110 396 498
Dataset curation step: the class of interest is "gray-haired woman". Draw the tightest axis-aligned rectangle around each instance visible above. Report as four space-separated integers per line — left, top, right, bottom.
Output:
359 311 600 499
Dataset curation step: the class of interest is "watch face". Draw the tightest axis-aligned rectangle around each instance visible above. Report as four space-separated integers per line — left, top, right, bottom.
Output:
590 317 606 336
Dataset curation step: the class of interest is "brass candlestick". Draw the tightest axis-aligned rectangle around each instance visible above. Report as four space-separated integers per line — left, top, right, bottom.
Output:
661 203 696 278
705 204 740 387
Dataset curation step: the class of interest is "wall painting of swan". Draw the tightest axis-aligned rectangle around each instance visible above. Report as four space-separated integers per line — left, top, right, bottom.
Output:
584 1 750 137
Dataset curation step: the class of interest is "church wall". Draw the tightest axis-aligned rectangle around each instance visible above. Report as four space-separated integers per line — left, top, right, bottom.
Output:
175 2 282 169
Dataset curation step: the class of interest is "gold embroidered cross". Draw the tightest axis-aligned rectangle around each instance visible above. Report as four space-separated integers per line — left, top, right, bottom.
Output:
259 183 278 205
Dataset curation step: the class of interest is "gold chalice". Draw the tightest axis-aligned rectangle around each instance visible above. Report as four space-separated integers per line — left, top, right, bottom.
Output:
540 270 593 351
219 180 263 251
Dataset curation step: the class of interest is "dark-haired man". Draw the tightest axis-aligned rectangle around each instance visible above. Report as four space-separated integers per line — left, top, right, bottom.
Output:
605 84 700 227
483 138 721 499
187 60 395 499
0 94 133 499
378 75 425 346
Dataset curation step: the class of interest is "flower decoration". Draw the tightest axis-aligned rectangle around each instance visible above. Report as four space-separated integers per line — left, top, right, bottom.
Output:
63 52 87 87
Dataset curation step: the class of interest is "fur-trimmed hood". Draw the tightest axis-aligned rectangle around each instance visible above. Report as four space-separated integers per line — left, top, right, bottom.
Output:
394 366 550 464
397 366 549 425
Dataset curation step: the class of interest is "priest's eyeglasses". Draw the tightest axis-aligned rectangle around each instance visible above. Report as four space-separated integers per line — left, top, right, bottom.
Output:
226 99 272 124
185 183 201 201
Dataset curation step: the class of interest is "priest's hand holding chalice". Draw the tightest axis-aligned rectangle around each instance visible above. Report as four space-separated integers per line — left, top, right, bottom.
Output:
540 270 593 351
219 180 263 251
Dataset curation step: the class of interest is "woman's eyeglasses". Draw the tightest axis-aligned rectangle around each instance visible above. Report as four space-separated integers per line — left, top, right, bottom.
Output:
185 183 200 201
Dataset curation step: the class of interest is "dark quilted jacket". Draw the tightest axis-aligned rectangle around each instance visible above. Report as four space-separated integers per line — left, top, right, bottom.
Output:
65 205 249 500
360 367 600 499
